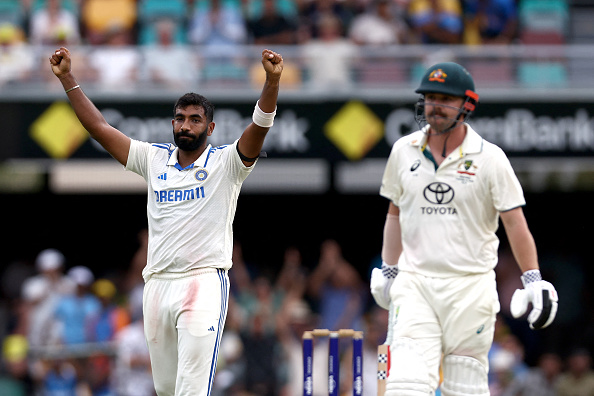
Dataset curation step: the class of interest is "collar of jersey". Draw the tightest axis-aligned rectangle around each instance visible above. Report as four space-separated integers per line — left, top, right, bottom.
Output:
167 144 212 170
413 123 483 156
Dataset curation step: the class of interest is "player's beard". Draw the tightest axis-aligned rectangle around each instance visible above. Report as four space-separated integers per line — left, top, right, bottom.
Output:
425 106 461 135
173 127 208 151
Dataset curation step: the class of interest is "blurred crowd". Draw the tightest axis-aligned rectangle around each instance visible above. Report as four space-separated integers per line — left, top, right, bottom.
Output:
0 0 548 90
0 229 593 396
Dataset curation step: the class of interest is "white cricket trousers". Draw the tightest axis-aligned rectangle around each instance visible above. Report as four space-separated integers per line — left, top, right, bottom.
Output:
389 270 500 390
143 268 229 396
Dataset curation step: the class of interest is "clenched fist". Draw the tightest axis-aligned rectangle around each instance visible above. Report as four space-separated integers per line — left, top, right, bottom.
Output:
261 49 283 80
49 47 72 79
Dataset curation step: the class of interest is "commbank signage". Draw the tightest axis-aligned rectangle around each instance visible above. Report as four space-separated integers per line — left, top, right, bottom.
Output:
3 100 594 161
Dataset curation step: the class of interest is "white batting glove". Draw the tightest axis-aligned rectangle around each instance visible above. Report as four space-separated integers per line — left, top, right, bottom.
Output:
510 270 558 330
370 262 398 310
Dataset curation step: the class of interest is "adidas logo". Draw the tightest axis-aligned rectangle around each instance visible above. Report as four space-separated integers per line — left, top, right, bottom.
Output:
208 326 215 332
158 173 167 180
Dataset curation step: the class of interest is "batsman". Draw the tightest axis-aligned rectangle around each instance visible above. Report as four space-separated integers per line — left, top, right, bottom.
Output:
370 62 558 395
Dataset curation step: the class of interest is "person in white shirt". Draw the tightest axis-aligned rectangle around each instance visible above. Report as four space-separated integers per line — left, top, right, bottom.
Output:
370 62 558 396
49 46 283 396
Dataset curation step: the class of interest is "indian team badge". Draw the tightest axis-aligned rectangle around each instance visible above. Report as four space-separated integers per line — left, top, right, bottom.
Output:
194 168 208 182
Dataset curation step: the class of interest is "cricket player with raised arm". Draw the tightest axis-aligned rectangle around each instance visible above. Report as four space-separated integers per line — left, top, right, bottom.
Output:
369 62 558 396
50 47 284 396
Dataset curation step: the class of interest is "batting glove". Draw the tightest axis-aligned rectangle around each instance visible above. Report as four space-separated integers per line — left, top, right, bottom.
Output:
370 262 398 310
510 270 558 330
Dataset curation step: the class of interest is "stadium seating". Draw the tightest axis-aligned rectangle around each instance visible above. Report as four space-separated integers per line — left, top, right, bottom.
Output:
30 0 79 15
467 60 514 87
137 0 188 45
0 0 23 26
518 0 568 44
517 61 568 87
356 61 407 86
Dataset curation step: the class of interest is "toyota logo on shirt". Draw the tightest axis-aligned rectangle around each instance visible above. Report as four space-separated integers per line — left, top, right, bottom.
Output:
423 182 455 204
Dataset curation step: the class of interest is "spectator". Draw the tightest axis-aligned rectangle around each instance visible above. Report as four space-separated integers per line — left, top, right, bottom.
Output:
91 279 129 342
407 0 464 44
298 0 354 40
187 0 247 55
488 318 529 396
21 249 74 300
276 298 315 396
53 266 100 345
502 351 562 396
212 297 245 395
187 0 249 85
301 14 358 90
248 0 297 45
141 18 199 89
21 278 58 350
112 289 154 396
273 246 308 304
20 249 75 347
307 239 366 331
87 23 140 92
462 0 518 45
349 0 408 45
0 23 34 86
28 0 80 46
0 334 33 396
123 229 148 295
343 306 388 396
238 281 285 396
39 359 79 396
80 0 137 45
556 348 594 396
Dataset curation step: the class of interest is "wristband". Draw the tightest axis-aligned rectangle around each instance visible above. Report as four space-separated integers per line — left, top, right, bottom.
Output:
252 100 276 128
65 85 80 93
381 262 398 279
521 269 542 286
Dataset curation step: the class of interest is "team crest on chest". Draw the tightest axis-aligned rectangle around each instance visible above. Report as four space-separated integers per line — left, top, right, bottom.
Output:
456 160 478 184
194 168 208 182
457 160 477 176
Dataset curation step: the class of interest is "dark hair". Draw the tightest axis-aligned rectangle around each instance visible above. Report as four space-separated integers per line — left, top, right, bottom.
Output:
173 93 215 123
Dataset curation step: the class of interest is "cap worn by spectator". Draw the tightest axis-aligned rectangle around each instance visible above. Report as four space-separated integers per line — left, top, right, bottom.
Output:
67 266 94 287
93 279 117 299
2 334 28 364
35 249 65 272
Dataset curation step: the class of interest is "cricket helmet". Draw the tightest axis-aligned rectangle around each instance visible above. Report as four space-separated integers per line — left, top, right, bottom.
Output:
414 62 480 133
415 62 476 98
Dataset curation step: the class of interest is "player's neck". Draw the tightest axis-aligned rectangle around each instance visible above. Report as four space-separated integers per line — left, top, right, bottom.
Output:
178 145 208 168
427 124 466 160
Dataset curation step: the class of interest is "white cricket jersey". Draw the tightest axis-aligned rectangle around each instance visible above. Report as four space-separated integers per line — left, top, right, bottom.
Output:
380 124 525 278
125 139 254 281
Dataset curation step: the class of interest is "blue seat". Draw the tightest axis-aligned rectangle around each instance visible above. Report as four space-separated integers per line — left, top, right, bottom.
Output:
31 0 79 15
0 0 23 26
138 0 187 22
518 62 567 87
518 0 568 34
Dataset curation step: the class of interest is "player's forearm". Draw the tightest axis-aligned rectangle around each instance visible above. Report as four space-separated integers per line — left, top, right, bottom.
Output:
382 212 402 265
507 228 539 273
502 211 539 273
58 72 110 137
258 77 280 113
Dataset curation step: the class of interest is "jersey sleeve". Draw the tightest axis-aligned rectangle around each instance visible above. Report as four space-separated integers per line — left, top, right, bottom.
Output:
379 142 403 205
125 139 152 181
222 139 256 183
489 148 526 212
